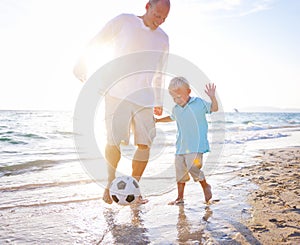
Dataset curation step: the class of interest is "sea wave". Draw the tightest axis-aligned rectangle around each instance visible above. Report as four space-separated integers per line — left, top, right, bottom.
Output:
0 137 27 145
16 133 47 139
0 196 101 211
0 179 95 192
224 124 300 132
224 132 289 144
0 159 60 176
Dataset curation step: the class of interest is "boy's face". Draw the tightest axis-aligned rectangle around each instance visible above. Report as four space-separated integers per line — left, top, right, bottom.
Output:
169 87 191 107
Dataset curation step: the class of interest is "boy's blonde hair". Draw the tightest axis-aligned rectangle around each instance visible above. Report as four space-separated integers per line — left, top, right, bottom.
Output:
168 76 190 90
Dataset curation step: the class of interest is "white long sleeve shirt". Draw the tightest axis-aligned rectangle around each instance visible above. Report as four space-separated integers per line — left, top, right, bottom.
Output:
92 14 169 107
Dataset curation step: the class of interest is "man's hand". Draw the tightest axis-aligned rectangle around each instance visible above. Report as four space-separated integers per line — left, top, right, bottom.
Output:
73 60 87 82
154 106 163 116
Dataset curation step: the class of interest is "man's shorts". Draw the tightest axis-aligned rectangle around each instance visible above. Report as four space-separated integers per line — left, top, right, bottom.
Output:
175 153 205 183
105 95 156 146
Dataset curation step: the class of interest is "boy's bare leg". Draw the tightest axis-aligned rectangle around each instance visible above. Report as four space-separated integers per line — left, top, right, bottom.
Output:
103 144 121 204
169 182 185 205
200 179 212 203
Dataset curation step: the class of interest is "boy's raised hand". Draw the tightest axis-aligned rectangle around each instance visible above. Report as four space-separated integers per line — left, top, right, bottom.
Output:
205 83 216 98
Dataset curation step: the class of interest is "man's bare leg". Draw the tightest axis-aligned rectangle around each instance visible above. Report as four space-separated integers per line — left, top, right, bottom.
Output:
132 144 149 181
103 144 121 204
132 144 150 204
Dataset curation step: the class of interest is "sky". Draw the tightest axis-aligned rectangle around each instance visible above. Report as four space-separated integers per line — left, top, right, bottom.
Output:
0 0 299 112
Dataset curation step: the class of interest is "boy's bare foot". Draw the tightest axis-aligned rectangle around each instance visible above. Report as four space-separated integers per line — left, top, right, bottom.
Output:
103 188 113 204
204 184 212 203
168 198 184 205
203 206 213 221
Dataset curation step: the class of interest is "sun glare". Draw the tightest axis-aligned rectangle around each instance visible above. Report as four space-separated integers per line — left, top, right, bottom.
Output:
85 45 114 78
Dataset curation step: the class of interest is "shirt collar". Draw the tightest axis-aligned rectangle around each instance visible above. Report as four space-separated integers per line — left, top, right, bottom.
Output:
175 97 196 109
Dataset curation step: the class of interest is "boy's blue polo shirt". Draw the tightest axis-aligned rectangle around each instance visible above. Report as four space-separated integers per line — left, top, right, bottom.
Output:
170 97 211 154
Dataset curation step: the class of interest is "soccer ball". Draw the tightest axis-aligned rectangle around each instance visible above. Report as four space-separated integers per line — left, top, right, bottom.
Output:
109 176 141 205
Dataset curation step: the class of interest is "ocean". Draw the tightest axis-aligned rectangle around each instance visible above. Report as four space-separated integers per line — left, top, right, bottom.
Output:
0 110 299 244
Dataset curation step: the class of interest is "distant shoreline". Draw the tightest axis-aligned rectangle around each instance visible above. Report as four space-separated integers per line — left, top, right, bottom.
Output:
232 107 300 113
0 109 300 113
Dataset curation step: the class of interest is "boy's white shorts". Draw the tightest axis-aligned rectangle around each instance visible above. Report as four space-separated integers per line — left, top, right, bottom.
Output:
175 153 205 182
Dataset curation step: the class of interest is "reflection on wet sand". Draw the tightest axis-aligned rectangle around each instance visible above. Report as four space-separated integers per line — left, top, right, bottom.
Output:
100 206 150 244
176 205 213 244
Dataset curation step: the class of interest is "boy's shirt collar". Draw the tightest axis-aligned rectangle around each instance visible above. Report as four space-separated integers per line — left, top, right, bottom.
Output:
175 96 196 109
187 97 196 104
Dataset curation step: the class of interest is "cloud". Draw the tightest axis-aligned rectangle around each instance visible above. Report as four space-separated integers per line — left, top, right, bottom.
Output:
177 0 275 18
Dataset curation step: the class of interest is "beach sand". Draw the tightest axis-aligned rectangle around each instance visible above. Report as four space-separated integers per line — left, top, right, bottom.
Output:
239 147 300 245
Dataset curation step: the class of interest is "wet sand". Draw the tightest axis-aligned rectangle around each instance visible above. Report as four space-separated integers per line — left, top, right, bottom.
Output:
239 147 300 244
1 147 299 244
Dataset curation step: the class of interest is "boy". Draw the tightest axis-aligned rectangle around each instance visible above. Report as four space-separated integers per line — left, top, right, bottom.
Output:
156 76 218 204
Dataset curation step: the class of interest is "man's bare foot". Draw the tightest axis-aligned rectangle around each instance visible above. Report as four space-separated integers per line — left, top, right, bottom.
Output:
168 198 184 205
204 184 212 203
134 195 149 205
103 188 113 204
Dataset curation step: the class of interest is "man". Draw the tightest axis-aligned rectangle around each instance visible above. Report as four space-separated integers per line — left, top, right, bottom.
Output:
73 0 171 204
